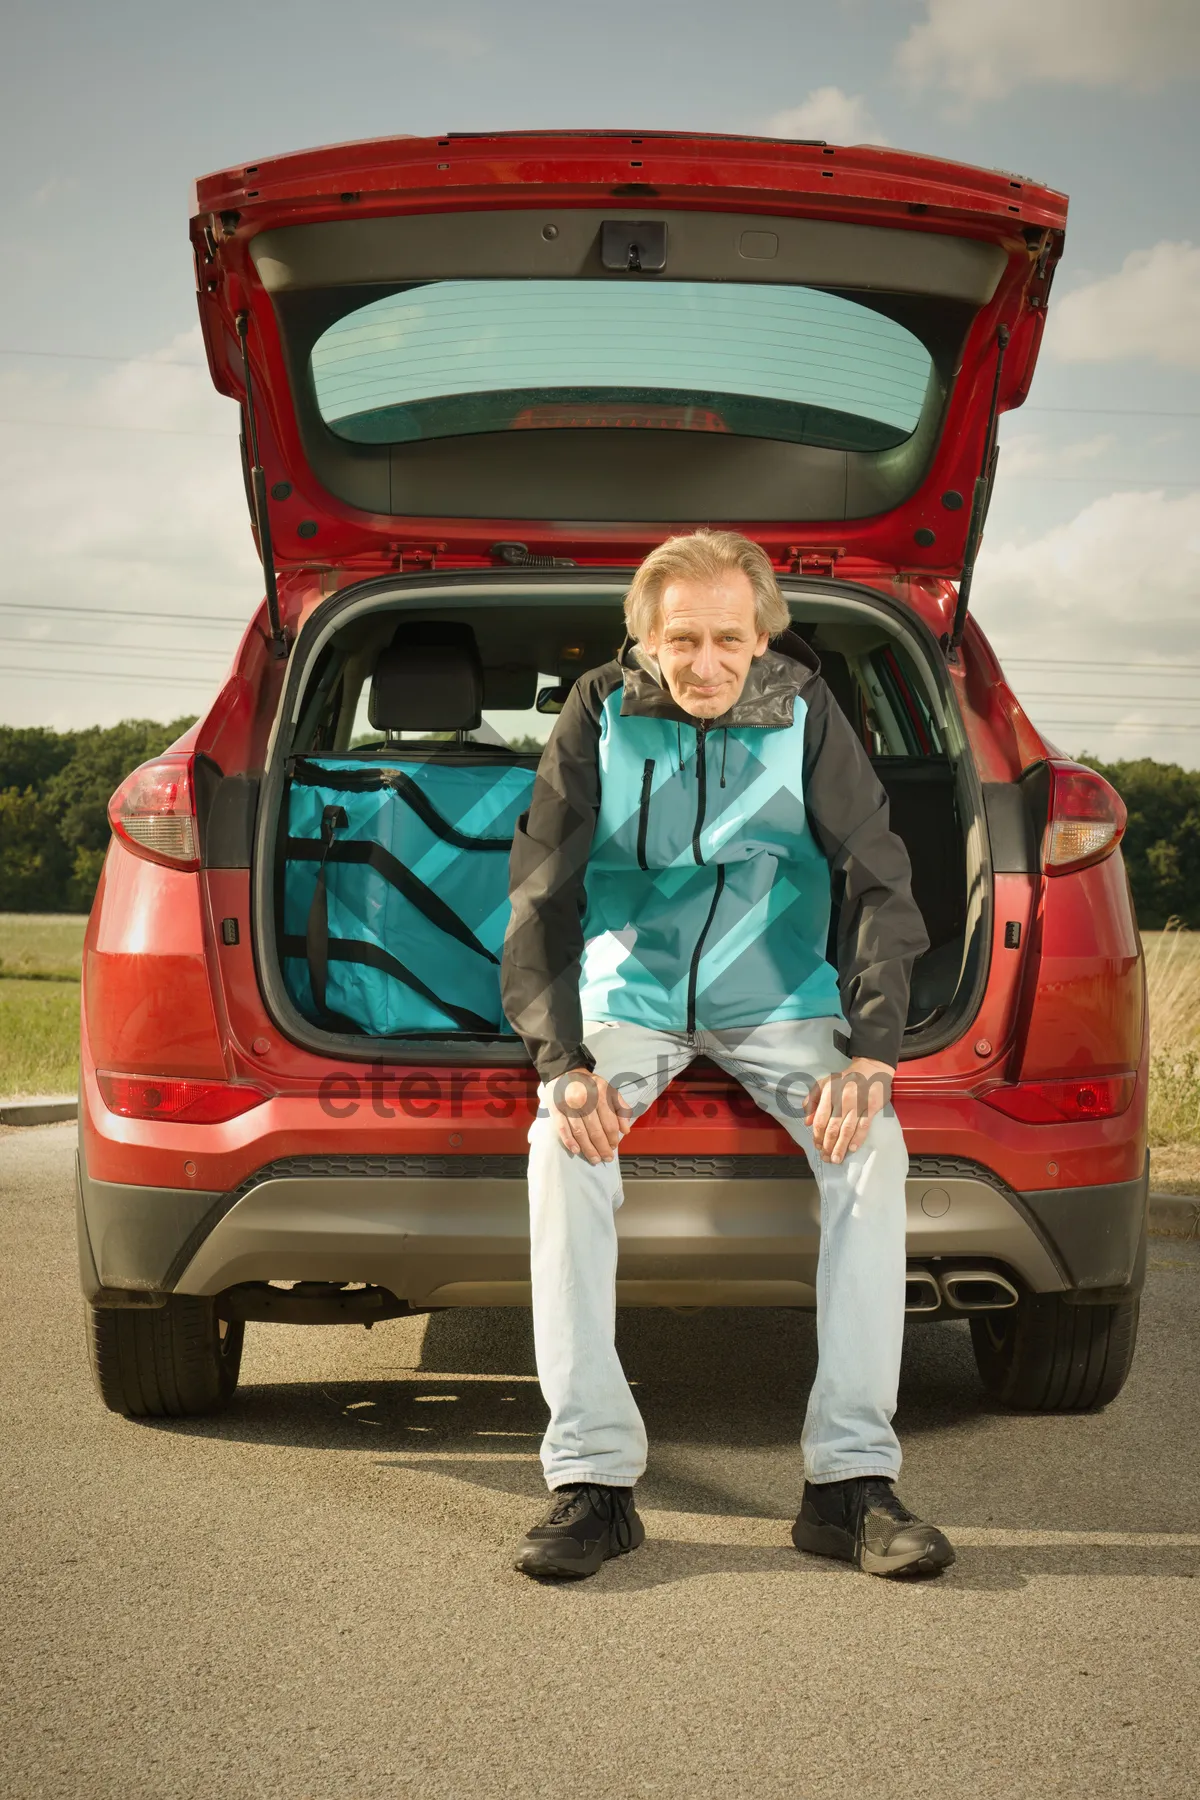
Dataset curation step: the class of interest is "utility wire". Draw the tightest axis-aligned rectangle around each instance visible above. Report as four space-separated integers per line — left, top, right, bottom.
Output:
1001 656 1200 672
0 664 224 690
0 602 250 627
0 637 229 664
0 417 229 438
0 348 206 369
1018 694 1200 705
1039 721 1200 733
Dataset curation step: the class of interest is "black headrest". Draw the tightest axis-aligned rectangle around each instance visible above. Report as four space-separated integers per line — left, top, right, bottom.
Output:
369 621 483 732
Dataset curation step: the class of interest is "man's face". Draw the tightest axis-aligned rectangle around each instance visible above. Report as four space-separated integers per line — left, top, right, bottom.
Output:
642 570 769 719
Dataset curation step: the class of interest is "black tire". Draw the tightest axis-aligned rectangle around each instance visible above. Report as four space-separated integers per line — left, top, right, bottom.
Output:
970 1293 1139 1411
87 1295 244 1418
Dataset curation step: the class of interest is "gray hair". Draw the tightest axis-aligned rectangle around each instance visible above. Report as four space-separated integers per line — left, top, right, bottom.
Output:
624 529 791 642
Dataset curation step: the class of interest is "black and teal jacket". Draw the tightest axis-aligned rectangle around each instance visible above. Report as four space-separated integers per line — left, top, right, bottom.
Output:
501 633 928 1083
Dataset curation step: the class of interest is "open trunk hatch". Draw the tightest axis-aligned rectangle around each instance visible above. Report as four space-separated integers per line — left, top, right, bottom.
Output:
192 131 1066 579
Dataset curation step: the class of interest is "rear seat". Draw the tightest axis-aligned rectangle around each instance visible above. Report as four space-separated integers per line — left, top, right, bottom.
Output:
280 623 537 1037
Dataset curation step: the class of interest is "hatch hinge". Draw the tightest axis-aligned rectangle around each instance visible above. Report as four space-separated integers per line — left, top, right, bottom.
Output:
786 546 842 578
391 541 447 570
234 310 289 660
492 541 578 570
945 324 1011 661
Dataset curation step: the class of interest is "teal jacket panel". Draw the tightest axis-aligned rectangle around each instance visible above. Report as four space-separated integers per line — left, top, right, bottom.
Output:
580 693 841 1031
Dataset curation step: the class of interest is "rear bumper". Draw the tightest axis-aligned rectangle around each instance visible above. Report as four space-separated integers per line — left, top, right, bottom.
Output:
76 1150 1148 1310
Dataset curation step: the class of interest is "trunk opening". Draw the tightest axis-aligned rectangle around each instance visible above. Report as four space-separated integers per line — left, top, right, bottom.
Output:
252 573 989 1065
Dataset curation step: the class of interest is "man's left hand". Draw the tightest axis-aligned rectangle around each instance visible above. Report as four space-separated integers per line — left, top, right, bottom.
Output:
804 1057 895 1164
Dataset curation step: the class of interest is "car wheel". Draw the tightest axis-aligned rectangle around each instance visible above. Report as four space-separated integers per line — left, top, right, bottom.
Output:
87 1295 244 1417
969 1293 1139 1411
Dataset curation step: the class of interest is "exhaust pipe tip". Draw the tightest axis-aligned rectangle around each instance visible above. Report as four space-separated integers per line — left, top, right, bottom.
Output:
905 1269 942 1314
940 1270 1020 1312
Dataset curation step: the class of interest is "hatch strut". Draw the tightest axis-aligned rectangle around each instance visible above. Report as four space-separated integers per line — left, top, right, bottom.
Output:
235 310 288 659
947 324 1011 658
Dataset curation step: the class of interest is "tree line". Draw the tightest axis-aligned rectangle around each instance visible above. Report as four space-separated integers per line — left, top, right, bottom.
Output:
0 721 1196 926
0 719 197 912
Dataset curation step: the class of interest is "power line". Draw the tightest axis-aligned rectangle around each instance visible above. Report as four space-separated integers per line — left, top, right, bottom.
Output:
0 635 229 664
999 475 1199 486
1019 694 1200 705
0 664 221 690
1001 657 1200 672
1021 405 1200 420
0 348 205 369
1038 720 1200 733
0 417 229 439
0 602 250 627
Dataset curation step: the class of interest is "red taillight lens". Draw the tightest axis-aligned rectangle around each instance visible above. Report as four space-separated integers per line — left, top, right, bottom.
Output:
97 1072 268 1124
107 756 199 870
981 1074 1135 1125
1043 762 1127 875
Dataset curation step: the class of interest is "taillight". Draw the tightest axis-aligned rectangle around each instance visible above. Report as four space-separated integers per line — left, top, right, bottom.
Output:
1042 761 1126 875
107 755 199 870
981 1073 1135 1125
97 1072 268 1124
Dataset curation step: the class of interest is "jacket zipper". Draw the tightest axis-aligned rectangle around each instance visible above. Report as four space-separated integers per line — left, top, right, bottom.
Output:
687 864 725 1035
636 758 654 871
692 722 708 865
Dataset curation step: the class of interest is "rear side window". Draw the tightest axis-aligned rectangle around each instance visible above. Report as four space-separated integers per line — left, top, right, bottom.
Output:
310 280 934 454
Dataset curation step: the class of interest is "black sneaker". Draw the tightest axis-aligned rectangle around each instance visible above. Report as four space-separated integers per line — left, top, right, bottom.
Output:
791 1477 955 1577
514 1483 645 1581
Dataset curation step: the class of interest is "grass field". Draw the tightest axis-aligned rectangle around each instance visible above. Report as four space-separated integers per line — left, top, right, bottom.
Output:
1143 926 1200 1191
1 914 1198 1192
0 979 81 1097
0 913 86 981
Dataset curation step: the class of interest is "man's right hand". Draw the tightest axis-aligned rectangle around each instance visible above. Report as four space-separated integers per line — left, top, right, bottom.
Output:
547 1068 632 1164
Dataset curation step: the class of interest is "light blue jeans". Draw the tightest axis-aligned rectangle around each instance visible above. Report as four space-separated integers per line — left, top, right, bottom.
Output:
526 1016 908 1492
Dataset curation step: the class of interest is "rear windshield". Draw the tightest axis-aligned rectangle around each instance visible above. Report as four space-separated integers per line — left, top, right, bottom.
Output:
310 280 934 454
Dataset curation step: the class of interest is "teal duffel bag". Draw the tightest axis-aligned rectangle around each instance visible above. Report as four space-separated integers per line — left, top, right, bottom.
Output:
281 754 537 1036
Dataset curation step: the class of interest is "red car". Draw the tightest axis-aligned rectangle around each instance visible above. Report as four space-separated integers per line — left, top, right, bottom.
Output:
78 131 1145 1421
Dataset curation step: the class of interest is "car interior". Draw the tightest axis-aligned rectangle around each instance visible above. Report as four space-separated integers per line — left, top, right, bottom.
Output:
275 595 979 1046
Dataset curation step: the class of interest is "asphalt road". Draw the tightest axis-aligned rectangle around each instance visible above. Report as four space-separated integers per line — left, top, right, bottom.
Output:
3 1124 1199 1800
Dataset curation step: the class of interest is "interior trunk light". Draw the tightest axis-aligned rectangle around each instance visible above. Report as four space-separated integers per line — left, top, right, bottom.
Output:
97 1072 268 1124
107 756 199 870
981 1074 1136 1125
1043 762 1127 875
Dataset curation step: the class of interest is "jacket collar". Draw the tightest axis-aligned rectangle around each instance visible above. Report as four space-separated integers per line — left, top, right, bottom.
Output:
617 631 821 730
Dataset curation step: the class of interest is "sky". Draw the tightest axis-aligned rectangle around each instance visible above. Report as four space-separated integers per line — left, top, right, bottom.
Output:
2 0 1199 764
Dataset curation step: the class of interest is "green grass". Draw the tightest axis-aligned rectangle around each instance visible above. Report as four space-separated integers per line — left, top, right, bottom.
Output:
0 979 80 1097
0 912 86 982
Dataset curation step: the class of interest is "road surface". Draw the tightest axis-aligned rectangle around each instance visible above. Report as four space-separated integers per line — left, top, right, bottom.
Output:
2 1123 1197 1799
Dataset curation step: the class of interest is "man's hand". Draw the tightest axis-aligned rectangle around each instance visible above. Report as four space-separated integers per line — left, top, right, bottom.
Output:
550 1065 633 1166
548 1068 632 1165
804 1057 895 1165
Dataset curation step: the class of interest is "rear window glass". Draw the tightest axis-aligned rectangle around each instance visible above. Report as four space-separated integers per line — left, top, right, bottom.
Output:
310 280 933 454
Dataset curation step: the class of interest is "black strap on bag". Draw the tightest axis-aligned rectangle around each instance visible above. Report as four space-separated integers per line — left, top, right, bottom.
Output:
305 804 347 1018
286 836 499 965
281 936 498 1033
289 758 516 850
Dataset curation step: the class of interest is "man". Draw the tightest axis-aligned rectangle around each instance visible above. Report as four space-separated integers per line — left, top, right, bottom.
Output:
501 529 954 1581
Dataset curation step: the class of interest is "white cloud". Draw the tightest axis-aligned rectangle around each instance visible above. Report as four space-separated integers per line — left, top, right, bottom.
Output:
995 432 1116 477
0 329 260 730
763 87 888 145
971 488 1200 765
897 0 1200 102
1047 242 1200 372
